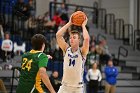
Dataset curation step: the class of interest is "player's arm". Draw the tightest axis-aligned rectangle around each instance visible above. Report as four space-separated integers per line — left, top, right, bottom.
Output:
39 67 56 93
81 17 90 57
56 15 73 52
56 23 71 52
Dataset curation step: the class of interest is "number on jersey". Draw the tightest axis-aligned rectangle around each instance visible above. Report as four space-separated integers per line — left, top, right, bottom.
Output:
69 59 75 67
22 58 33 71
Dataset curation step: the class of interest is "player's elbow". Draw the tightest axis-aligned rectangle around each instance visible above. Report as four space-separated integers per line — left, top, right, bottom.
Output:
84 36 90 42
56 32 61 38
40 72 49 81
39 68 48 79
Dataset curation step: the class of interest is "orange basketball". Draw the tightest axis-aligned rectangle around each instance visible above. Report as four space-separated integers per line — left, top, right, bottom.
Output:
71 11 86 26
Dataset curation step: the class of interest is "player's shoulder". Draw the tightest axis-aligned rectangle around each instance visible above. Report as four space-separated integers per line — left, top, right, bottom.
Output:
38 52 48 59
65 47 71 53
22 51 30 57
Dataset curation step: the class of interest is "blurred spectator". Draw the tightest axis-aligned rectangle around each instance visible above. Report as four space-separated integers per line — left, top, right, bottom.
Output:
52 12 62 26
49 71 61 92
28 16 37 36
28 0 35 16
0 79 7 93
13 42 25 55
50 38 57 52
104 59 118 93
44 12 51 21
53 44 63 63
96 39 111 65
90 34 97 45
58 21 66 30
75 6 83 11
58 3 69 23
86 44 96 68
43 12 55 28
86 62 102 93
52 11 62 32
0 22 4 60
14 0 30 20
0 23 4 46
36 15 44 34
1 33 14 62
44 41 51 54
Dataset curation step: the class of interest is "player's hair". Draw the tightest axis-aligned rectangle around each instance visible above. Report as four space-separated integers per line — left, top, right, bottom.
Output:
70 30 81 39
31 34 46 50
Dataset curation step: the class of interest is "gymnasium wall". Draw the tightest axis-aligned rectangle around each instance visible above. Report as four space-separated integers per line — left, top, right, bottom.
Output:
35 0 99 16
101 0 129 23
36 0 140 30
66 0 99 7
36 0 50 16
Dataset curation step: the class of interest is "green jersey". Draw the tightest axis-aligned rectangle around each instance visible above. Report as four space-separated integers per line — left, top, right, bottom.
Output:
16 50 48 93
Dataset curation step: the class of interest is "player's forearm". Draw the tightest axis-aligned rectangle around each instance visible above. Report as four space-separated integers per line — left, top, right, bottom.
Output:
56 22 71 37
40 73 55 93
82 26 90 41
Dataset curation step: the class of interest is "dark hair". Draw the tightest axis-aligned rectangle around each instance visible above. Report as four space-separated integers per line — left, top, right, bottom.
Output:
70 30 81 39
31 34 46 50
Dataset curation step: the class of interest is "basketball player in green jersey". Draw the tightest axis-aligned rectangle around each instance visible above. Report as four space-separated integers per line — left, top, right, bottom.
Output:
16 34 56 93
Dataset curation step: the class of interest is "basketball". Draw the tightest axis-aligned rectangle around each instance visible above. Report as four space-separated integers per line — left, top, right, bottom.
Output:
71 11 86 26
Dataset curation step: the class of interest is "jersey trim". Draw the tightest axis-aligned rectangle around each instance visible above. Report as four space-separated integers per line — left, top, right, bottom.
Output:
63 46 70 57
30 49 42 54
35 72 44 93
30 85 35 93
38 53 43 58
79 48 86 62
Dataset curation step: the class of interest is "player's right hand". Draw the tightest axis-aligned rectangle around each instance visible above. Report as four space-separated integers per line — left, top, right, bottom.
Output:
68 13 74 25
82 16 88 27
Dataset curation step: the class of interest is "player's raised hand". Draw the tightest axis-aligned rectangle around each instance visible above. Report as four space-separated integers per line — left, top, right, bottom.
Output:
47 55 53 59
68 13 74 25
82 16 88 27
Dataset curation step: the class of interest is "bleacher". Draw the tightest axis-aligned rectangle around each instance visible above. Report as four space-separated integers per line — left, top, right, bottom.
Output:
0 0 140 93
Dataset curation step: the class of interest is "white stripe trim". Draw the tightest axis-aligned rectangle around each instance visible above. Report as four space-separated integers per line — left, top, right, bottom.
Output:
30 85 35 93
38 53 43 58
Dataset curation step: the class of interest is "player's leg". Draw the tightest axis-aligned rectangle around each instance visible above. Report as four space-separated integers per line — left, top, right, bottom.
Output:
57 85 64 93
74 87 84 93
57 85 70 93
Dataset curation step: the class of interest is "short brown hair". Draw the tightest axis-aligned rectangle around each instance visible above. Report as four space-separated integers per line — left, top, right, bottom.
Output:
31 34 46 50
70 30 81 39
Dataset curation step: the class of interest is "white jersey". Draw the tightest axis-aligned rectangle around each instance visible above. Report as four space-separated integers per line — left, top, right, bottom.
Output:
62 47 86 87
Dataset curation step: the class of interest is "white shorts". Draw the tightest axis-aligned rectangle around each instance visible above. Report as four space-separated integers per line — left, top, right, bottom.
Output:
57 85 84 93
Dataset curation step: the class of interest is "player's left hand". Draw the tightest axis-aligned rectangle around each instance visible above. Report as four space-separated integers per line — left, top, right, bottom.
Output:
47 55 53 59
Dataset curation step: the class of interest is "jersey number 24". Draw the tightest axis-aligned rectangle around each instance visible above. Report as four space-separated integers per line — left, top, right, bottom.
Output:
22 58 33 71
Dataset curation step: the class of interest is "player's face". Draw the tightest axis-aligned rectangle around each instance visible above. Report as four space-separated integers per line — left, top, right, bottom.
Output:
69 34 80 47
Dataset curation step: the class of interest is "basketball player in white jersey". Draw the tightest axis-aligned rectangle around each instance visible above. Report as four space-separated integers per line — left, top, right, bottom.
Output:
56 14 90 93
